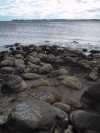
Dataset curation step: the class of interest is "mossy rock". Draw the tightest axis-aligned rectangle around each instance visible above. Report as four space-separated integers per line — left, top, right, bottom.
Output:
31 79 50 88
0 112 10 125
61 76 81 90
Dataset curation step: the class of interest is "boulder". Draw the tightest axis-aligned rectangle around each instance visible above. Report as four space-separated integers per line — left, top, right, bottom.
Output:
61 76 81 90
51 68 69 77
64 125 74 133
9 99 67 130
14 58 25 73
32 89 61 104
0 66 15 74
28 56 40 65
88 68 98 81
22 73 41 80
55 56 63 64
15 54 23 59
0 112 10 125
31 79 49 88
47 54 56 63
78 60 91 70
27 62 40 73
70 110 100 132
81 83 100 112
1 75 27 94
39 63 53 74
53 103 71 113
0 57 14 66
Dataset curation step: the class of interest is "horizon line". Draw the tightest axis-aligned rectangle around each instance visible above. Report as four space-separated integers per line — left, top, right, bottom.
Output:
0 18 100 22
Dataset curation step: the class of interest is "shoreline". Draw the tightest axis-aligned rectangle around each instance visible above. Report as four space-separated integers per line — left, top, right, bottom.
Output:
0 43 100 132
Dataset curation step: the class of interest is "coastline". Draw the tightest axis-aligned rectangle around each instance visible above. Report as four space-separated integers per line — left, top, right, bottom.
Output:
0 43 100 132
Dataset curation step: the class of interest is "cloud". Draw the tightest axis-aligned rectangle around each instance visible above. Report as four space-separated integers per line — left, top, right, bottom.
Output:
0 0 100 19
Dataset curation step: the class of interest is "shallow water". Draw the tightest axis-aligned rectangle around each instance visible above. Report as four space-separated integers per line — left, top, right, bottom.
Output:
0 20 100 49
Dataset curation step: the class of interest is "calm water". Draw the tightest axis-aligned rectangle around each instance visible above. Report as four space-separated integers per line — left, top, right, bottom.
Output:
0 20 100 49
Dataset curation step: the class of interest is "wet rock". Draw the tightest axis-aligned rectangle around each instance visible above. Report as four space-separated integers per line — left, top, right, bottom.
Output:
55 56 63 64
47 54 56 63
64 56 78 65
85 130 100 133
39 63 53 74
0 112 10 125
14 58 26 73
54 128 61 133
81 83 100 112
70 110 100 132
28 56 40 65
65 98 81 110
0 66 15 74
51 68 69 77
1 75 27 94
64 125 74 133
31 79 49 88
90 50 100 56
0 57 14 66
82 48 88 53
78 60 91 70
88 68 98 81
61 75 81 90
15 54 23 59
53 103 71 113
27 62 40 73
32 89 61 104
22 73 41 80
10 99 67 130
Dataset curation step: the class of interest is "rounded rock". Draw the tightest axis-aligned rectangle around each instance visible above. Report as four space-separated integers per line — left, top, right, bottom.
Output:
1 75 27 94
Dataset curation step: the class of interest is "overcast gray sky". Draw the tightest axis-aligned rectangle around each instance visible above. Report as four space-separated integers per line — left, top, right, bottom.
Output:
0 0 100 20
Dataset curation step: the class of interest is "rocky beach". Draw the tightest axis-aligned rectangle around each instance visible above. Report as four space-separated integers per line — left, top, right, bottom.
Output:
0 43 100 133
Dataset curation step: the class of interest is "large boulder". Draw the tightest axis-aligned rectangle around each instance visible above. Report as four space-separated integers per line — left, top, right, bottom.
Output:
70 110 100 132
81 83 100 112
9 99 68 130
32 88 61 104
1 75 27 94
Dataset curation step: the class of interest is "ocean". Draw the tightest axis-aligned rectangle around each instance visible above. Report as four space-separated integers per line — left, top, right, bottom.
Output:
0 20 100 49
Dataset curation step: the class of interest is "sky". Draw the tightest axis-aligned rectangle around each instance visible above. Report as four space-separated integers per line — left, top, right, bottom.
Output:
0 0 100 20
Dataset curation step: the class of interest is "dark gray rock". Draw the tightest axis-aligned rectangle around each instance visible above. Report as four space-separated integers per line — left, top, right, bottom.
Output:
70 110 100 132
53 102 71 113
28 56 40 65
22 73 41 80
1 75 27 94
0 67 15 74
39 63 53 74
88 67 98 81
0 57 14 67
51 68 69 77
10 99 68 130
27 62 40 73
81 83 100 112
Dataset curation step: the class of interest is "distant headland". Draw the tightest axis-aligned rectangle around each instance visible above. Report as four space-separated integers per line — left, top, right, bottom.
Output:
12 19 100 22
